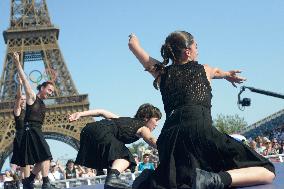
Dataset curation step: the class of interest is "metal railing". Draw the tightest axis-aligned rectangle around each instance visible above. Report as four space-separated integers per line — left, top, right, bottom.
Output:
0 171 139 189
1 155 284 189
265 153 284 163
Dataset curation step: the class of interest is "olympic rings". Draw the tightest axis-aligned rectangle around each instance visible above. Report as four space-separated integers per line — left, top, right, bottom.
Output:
29 70 42 83
14 68 58 85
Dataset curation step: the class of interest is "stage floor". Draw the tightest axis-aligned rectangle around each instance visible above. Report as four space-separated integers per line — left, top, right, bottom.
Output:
69 163 284 189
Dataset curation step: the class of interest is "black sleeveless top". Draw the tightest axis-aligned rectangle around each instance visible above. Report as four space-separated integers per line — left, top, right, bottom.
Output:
159 61 212 116
112 117 146 144
65 168 77 179
14 110 25 130
24 96 46 124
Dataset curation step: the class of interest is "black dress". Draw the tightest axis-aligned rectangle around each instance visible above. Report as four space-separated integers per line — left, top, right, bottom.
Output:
138 61 275 189
10 110 25 165
16 96 52 166
75 117 145 171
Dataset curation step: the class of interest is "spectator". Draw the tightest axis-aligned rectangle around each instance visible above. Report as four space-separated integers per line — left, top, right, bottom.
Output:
279 141 284 154
133 154 140 172
3 169 21 189
4 169 13 182
249 140 257 151
138 154 155 171
263 138 278 156
0 174 4 188
65 160 77 179
272 138 280 153
48 161 64 182
75 165 84 178
81 168 96 178
255 137 266 155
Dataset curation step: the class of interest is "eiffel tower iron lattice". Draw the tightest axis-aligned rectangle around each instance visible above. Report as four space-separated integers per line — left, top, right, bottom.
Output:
0 0 92 168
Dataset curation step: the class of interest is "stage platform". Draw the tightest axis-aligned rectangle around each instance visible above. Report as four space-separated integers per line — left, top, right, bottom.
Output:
69 163 284 189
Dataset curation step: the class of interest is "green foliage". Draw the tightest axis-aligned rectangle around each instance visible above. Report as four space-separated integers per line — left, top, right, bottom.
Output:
213 114 248 134
128 141 146 154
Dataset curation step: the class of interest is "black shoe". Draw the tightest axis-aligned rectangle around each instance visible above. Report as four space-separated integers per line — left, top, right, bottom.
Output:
22 178 34 189
132 169 153 189
41 182 59 189
192 168 224 189
105 173 131 189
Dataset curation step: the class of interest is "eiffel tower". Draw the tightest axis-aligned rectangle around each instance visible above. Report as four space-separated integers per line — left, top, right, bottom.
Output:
0 0 92 169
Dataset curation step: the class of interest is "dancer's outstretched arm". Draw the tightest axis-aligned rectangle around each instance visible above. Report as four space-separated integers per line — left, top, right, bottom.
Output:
14 77 23 116
204 64 246 87
69 109 119 122
13 52 36 104
128 33 161 78
137 127 157 148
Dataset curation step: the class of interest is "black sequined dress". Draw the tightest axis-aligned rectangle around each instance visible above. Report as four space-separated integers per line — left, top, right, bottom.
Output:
138 61 275 189
16 96 52 166
75 117 145 171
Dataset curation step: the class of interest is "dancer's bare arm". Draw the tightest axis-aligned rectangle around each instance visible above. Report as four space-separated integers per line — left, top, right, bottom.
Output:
13 77 23 116
203 64 246 87
128 34 161 78
69 109 119 122
137 127 157 148
13 52 36 104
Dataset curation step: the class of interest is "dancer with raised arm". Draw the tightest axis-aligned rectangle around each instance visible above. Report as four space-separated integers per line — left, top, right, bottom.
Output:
69 103 162 189
10 77 31 179
128 31 275 189
13 52 57 189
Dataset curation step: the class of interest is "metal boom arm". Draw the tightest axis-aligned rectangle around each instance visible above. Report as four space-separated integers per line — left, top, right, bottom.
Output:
243 86 284 99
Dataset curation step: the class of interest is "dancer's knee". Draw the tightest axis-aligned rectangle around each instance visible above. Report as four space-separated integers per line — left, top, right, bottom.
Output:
262 169 275 184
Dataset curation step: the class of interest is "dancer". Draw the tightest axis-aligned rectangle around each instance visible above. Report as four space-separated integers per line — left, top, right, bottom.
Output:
13 52 57 189
10 76 31 179
128 31 275 189
69 103 162 188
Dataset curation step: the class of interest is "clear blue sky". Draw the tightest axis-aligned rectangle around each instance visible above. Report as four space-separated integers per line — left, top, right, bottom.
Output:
1 0 284 169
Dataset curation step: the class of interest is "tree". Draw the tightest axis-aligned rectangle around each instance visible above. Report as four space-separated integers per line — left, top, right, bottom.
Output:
128 141 146 155
213 114 248 134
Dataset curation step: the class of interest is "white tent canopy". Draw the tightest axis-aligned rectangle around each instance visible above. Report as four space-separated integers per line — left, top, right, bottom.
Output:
230 134 247 142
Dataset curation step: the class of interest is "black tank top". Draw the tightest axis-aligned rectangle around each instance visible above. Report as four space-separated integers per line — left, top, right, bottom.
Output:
14 109 25 130
112 117 146 144
65 168 76 179
159 61 212 116
24 96 46 124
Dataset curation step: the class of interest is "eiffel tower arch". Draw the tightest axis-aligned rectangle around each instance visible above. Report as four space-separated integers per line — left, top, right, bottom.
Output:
0 0 92 169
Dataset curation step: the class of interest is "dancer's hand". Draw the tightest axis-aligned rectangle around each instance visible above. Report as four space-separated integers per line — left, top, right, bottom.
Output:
225 70 246 87
128 33 140 51
69 112 81 122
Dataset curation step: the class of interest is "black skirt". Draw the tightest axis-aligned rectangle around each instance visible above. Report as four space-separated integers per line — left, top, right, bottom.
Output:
75 121 136 171
10 129 24 165
138 105 275 189
13 122 52 166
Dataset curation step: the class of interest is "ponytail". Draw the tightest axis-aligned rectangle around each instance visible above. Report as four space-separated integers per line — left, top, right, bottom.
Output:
153 43 175 90
153 31 194 90
36 84 42 91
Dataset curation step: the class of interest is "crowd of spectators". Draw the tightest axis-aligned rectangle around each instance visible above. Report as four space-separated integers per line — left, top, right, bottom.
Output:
0 146 159 188
248 135 284 162
0 159 97 188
